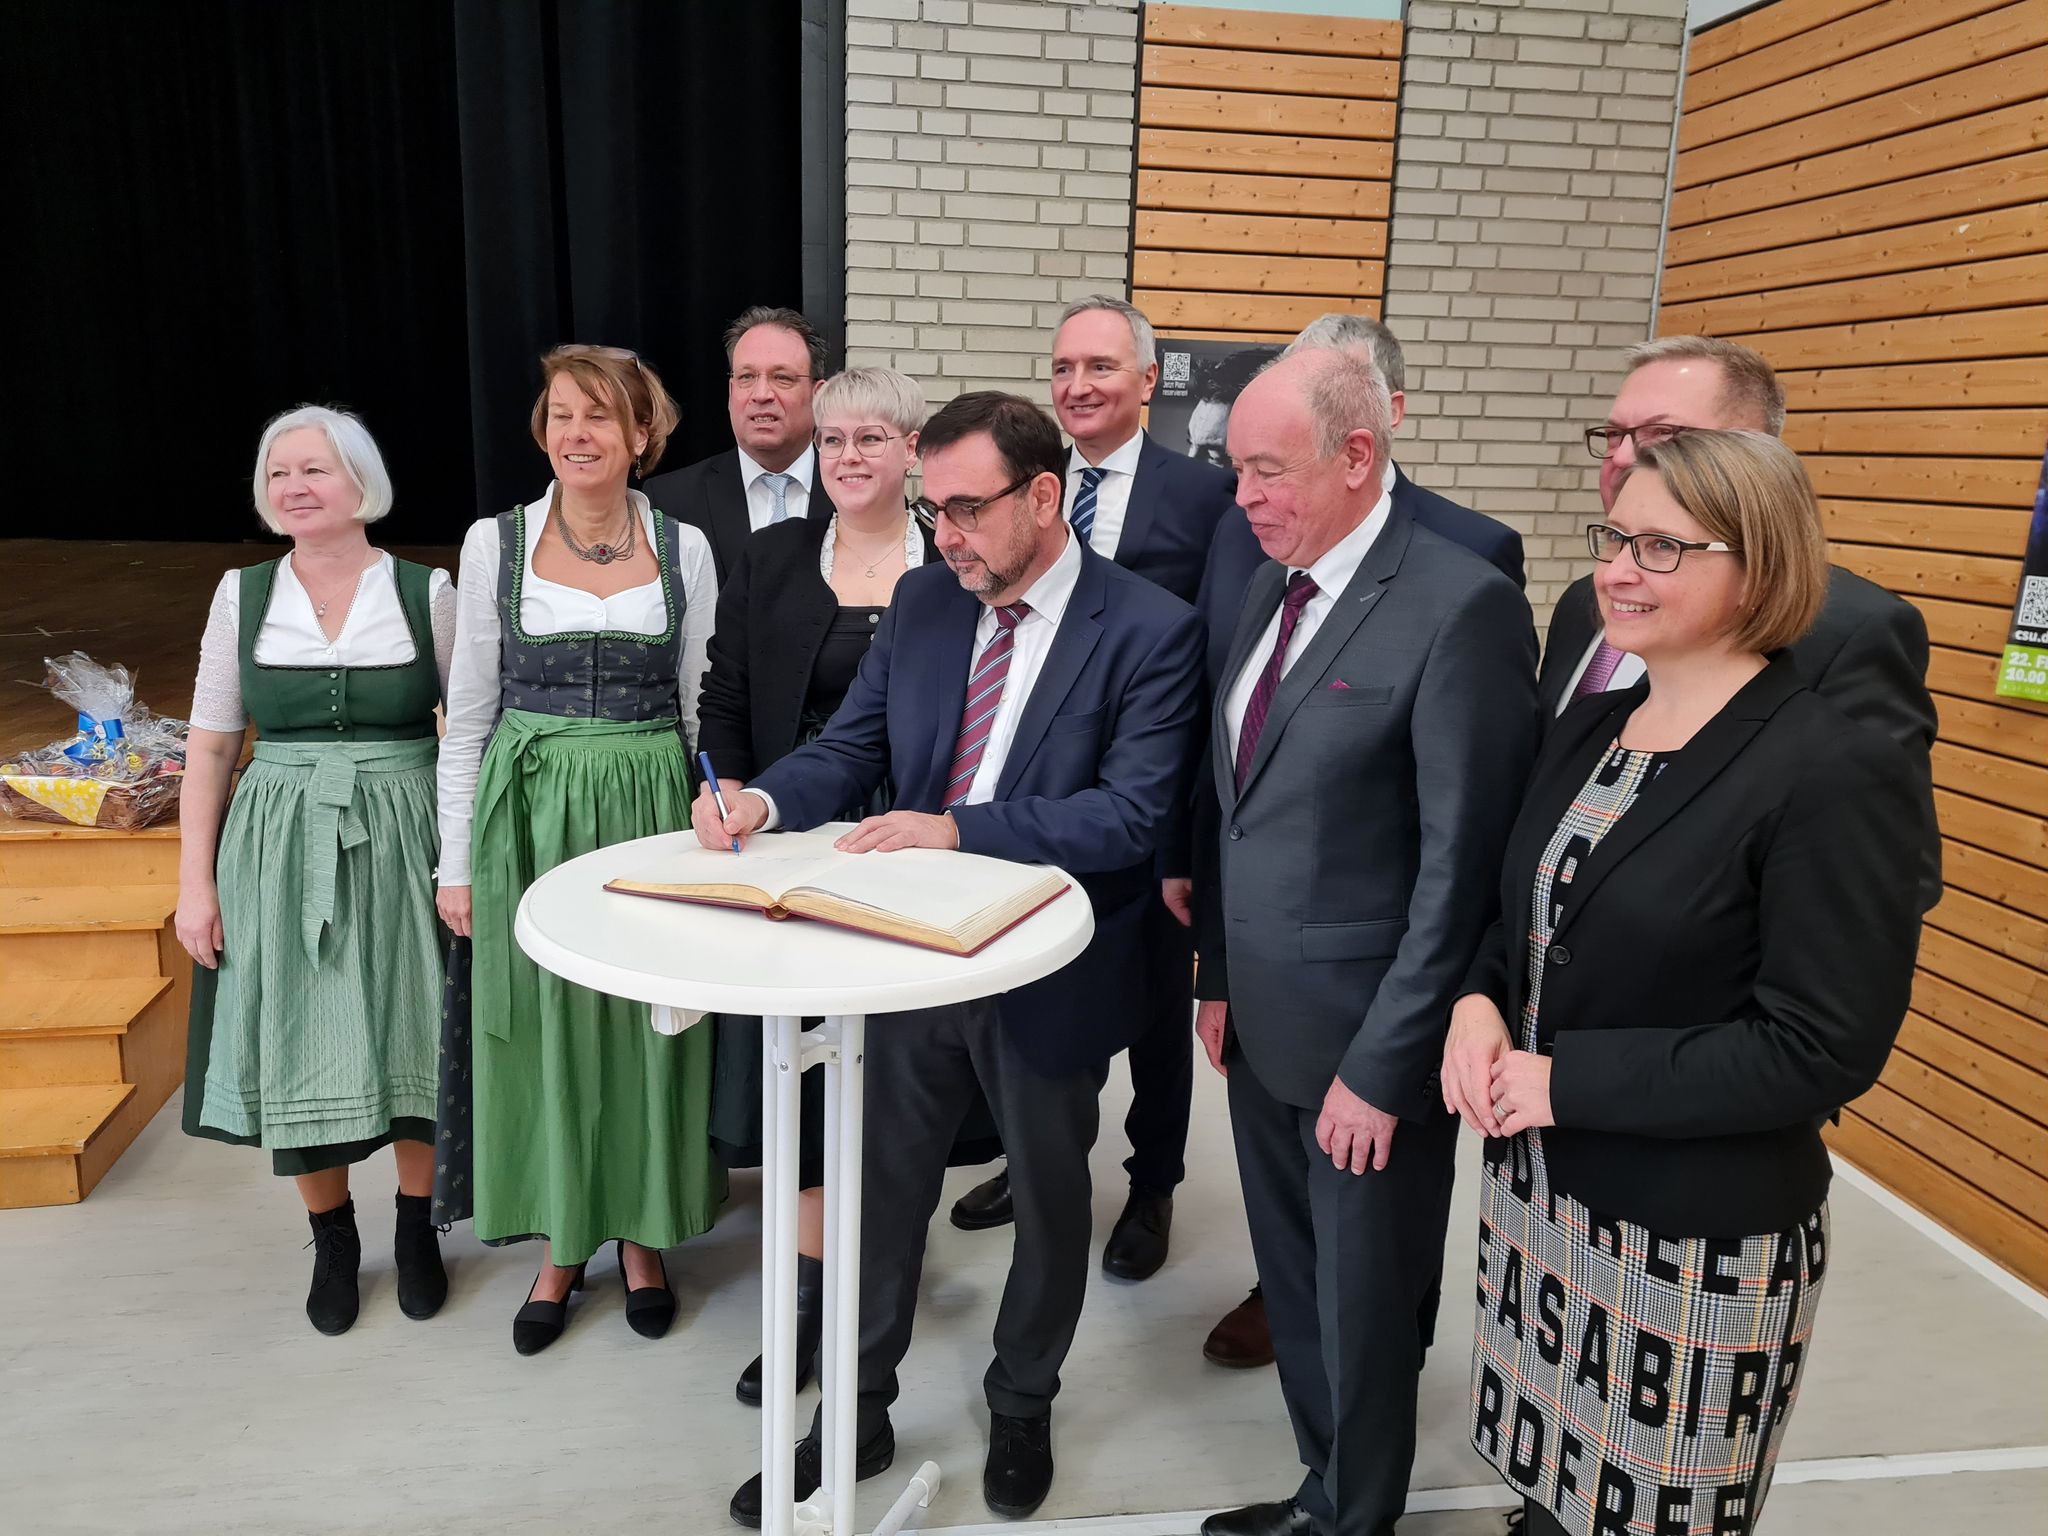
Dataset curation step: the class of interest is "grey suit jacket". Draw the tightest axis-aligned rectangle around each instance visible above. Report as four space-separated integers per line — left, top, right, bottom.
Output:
1194 508 1539 1118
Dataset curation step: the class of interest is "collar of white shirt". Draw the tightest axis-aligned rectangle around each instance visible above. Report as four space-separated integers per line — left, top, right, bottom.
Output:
1291 476 1395 601
1379 456 1397 500
981 524 1084 639
1065 430 1144 484
736 443 815 494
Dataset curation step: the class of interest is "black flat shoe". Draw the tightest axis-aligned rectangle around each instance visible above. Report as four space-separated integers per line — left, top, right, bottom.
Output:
737 1252 823 1405
305 1198 361 1336
1200 1497 1315 1536
983 1410 1053 1518
394 1192 448 1320
1101 1189 1172 1281
950 1168 1013 1231
511 1261 586 1356
618 1239 678 1339
728 1418 895 1528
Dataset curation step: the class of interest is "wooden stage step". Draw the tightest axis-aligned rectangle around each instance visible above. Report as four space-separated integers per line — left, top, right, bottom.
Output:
0 884 182 980
0 977 175 1090
0 820 182 887
0 1083 138 1208
0 884 182 932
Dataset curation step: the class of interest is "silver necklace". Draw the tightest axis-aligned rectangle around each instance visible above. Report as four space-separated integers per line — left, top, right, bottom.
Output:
836 528 901 578
555 489 638 565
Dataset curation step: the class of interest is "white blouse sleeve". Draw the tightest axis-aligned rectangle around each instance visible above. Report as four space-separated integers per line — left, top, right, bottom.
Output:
188 573 248 734
436 522 504 886
427 567 457 698
675 523 717 753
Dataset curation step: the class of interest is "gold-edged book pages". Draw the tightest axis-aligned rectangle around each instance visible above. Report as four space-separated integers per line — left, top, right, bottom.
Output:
603 829 1069 956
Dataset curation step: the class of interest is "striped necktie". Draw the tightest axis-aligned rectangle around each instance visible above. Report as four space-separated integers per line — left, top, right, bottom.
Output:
1069 465 1104 546
1234 572 1319 793
943 602 1031 808
761 472 796 524
1570 638 1625 702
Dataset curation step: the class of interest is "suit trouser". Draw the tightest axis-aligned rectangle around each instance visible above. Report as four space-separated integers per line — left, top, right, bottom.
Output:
842 998 1109 1442
1226 1054 1459 1536
1120 894 1196 1193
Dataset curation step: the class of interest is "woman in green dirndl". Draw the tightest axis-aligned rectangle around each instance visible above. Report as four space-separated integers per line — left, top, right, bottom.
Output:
437 345 724 1355
178 405 452 1337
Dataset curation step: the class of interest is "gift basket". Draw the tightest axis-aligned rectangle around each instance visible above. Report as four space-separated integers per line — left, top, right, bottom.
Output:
0 653 188 829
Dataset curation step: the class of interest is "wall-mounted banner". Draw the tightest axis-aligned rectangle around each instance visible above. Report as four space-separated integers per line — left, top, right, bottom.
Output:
1995 441 2048 704
1151 339 1284 469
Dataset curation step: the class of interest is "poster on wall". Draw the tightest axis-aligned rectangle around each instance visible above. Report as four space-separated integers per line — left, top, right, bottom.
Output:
1994 441 2048 704
1151 339 1283 468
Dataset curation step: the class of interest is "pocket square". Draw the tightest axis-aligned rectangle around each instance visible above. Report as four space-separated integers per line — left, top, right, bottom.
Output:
1328 679 1351 690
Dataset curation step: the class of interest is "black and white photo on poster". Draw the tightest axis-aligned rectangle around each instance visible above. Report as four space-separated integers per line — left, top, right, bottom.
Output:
1151 339 1283 469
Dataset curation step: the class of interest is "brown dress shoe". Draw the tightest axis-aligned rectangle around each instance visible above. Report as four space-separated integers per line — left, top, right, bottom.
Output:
1202 1283 1274 1368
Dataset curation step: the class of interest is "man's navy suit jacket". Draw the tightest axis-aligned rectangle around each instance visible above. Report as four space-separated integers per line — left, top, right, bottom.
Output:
749 545 1206 1076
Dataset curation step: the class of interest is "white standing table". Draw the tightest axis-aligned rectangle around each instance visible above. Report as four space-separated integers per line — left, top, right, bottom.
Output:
514 828 1093 1536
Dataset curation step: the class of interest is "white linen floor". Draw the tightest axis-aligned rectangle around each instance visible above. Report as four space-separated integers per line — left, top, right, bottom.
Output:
5 1060 2045 1535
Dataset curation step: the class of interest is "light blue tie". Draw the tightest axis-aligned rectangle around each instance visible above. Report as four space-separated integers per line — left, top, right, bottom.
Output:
1070 466 1104 545
761 472 796 524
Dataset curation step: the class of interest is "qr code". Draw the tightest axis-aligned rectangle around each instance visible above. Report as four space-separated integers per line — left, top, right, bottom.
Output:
2020 575 2048 630
1161 351 1191 390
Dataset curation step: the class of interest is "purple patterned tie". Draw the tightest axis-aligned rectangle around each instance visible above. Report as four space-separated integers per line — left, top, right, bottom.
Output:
943 602 1031 808
1570 638 1625 702
1234 572 1319 793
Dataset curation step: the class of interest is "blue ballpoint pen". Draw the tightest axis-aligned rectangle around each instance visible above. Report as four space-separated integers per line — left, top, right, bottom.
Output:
697 751 742 854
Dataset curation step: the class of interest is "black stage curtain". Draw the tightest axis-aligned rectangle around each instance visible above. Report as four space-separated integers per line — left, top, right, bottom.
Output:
6 1 818 545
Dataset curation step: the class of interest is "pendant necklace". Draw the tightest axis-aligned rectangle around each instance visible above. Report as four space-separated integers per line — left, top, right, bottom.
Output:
555 487 638 565
837 528 901 578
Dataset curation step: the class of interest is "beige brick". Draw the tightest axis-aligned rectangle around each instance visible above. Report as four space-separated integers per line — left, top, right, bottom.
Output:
969 55 1065 87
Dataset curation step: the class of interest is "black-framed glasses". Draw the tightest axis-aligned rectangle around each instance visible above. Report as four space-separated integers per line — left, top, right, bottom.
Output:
1586 523 1737 573
910 472 1034 532
817 426 902 459
1584 422 1688 459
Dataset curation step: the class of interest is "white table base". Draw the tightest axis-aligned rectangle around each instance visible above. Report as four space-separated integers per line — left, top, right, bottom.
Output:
761 1014 942 1536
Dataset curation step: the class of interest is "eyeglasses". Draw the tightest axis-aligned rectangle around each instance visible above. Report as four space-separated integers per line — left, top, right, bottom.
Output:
817 426 902 459
731 370 811 394
910 472 1035 532
1586 523 1737 573
1584 422 1688 459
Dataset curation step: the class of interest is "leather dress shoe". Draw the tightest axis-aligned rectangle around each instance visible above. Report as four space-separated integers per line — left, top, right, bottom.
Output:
950 1168 1013 1230
737 1252 823 1405
728 1419 895 1528
983 1410 1054 1518
1101 1189 1171 1280
1203 1283 1275 1368
1201 1496 1316 1535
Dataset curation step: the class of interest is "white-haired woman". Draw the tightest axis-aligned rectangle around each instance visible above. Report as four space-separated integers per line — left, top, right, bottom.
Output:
177 405 454 1336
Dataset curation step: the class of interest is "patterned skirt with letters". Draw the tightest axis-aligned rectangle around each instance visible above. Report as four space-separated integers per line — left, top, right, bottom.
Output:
1469 744 1829 1536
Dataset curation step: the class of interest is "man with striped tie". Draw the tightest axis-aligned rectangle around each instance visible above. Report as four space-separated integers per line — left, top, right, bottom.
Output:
699 390 1205 1524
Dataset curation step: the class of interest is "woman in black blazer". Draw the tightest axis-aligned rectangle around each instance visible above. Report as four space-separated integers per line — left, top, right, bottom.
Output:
697 366 938 1410
1440 432 1925 1536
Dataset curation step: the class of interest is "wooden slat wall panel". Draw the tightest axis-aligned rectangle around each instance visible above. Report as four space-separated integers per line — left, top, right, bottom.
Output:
1665 0 2048 1294
1135 6 1400 341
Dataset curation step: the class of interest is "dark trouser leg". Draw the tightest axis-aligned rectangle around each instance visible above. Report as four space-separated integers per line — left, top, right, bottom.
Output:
1521 1498 1572 1535
1228 1062 1337 1532
844 1004 980 1443
964 1001 1108 1418
1310 1106 1458 1536
1121 895 1194 1194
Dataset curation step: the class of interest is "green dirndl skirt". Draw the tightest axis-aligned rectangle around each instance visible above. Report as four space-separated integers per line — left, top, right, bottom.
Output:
183 739 443 1175
468 710 724 1266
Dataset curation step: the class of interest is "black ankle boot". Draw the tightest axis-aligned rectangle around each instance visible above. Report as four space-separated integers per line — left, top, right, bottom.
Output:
736 1252 825 1405
394 1193 448 1320
305 1199 362 1336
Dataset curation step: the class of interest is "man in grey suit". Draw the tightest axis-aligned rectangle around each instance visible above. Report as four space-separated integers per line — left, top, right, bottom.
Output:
1192 351 1538 1536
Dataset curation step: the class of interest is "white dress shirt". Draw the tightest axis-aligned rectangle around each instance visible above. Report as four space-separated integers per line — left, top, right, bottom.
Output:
736 444 816 533
437 487 718 885
746 528 1085 827
189 555 455 734
1064 431 1145 560
1223 480 1393 763
1554 630 1646 714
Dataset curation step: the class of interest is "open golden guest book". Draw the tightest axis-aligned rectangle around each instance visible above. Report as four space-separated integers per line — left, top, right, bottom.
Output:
603 829 1071 956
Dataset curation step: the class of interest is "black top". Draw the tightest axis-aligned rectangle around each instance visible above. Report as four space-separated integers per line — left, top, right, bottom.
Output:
1461 655 1924 1238
803 607 884 730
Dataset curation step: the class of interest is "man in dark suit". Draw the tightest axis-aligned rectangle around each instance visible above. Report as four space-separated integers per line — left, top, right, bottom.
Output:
704 392 1205 1525
1193 350 1537 1536
948 295 1237 1283
1539 335 1940 908
1198 312 1526 1371
640 305 836 585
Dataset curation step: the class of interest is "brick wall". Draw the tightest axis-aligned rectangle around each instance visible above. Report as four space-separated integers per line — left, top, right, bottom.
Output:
1380 0 1689 621
843 0 1142 404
